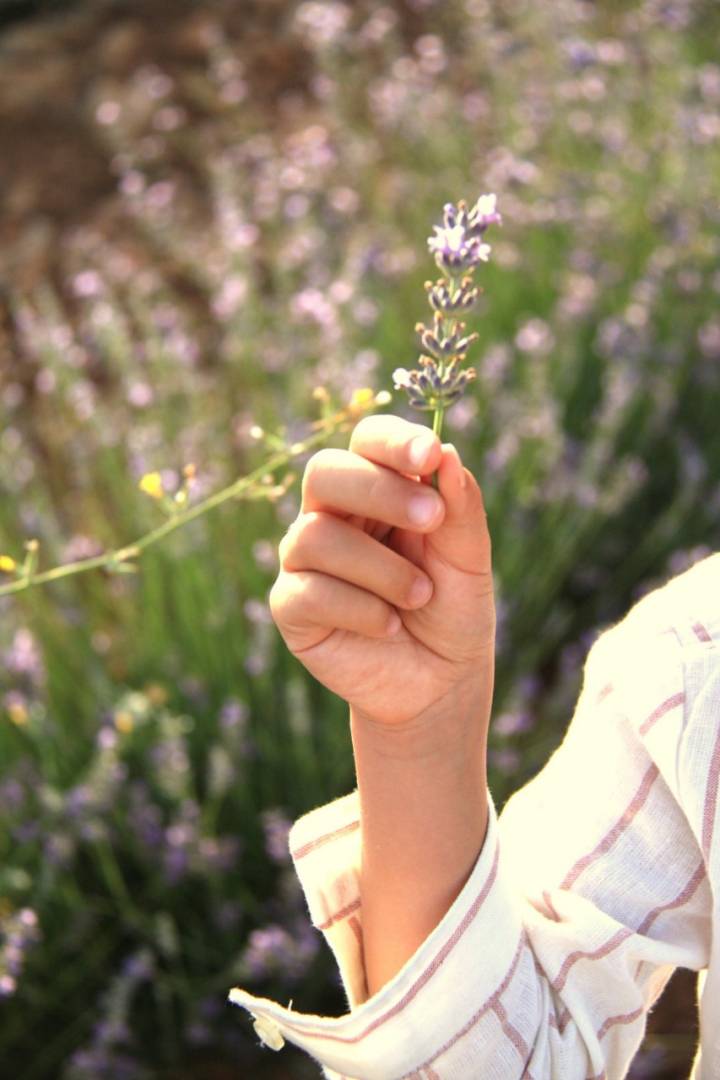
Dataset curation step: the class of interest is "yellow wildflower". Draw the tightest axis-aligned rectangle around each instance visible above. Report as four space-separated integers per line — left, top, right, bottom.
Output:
138 472 164 499
114 709 134 734
7 701 28 726
349 387 375 412
347 387 391 418
0 555 17 574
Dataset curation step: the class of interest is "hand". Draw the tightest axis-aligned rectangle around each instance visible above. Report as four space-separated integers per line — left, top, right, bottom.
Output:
269 413 495 728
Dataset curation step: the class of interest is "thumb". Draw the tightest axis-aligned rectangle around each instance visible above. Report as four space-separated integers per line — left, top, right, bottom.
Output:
428 443 492 574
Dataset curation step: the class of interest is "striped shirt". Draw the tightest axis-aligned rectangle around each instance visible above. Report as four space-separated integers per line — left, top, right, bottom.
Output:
230 552 720 1079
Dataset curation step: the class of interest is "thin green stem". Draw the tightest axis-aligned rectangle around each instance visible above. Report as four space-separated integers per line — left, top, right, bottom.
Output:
0 404 371 598
431 406 445 489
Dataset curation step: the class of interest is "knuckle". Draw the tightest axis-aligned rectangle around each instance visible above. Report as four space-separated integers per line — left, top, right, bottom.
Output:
305 446 340 476
285 570 323 618
267 576 287 622
348 413 380 448
302 447 340 498
281 512 326 567
301 509 327 533
277 530 291 565
277 517 301 565
270 570 312 622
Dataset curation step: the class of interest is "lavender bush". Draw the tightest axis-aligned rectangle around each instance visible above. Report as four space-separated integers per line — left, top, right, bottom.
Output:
1 0 719 1074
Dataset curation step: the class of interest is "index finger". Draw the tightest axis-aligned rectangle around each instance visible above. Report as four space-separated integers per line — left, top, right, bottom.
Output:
349 413 442 477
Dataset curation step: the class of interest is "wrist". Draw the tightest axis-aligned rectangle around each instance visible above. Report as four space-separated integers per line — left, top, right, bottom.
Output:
350 669 493 763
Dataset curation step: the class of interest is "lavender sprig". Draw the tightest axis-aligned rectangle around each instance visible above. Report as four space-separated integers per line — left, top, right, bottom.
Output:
393 193 501 449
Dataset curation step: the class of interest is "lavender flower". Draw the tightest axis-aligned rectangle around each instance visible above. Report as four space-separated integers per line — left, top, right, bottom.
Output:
0 907 40 996
238 920 318 982
393 193 501 441
261 808 292 864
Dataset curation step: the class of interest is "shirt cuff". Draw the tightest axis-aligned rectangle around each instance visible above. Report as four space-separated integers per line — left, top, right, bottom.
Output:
229 789 526 1079
289 790 365 1007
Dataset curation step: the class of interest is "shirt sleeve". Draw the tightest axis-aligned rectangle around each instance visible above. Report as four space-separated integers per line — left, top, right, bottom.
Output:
228 618 712 1079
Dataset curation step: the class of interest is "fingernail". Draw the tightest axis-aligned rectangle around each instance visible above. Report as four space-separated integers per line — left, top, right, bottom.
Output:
408 433 437 469
408 576 433 606
386 611 402 635
407 491 441 525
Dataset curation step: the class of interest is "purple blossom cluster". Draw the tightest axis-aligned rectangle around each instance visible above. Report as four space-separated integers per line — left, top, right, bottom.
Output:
427 195 501 274
393 194 501 420
238 920 319 983
0 908 40 998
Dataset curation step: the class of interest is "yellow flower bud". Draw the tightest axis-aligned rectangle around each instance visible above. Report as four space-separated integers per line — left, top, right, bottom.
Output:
347 388 376 417
7 702 28 726
138 472 164 500
114 710 134 734
0 555 17 574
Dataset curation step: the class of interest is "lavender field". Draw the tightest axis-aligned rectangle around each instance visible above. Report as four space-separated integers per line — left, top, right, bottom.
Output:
0 0 718 1076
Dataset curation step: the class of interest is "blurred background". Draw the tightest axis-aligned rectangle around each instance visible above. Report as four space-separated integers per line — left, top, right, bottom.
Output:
1 0 718 1076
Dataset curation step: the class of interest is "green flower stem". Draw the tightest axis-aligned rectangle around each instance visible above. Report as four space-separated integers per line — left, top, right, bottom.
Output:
429 269 459 487
0 403 374 598
92 837 144 929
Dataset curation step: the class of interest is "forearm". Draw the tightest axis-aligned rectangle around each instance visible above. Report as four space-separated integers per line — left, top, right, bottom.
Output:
351 671 492 997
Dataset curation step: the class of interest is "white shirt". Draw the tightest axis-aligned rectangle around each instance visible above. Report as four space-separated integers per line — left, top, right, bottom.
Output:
230 552 720 1079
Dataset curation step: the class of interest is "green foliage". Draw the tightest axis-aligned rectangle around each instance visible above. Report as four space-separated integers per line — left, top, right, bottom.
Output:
1 0 719 1075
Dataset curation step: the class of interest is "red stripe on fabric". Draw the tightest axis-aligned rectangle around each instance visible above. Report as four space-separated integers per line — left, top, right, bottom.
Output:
280 842 503 1045
557 1006 571 1035
533 963 570 1033
636 859 706 934
403 933 529 1078
597 683 614 703
596 1004 644 1041
702 724 720 857
316 898 361 931
638 692 684 736
551 927 634 993
291 818 360 861
493 998 530 1060
561 763 659 889
541 890 561 922
693 621 712 643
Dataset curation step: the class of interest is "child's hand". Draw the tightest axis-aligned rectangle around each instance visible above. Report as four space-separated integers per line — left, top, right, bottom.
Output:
270 413 495 728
